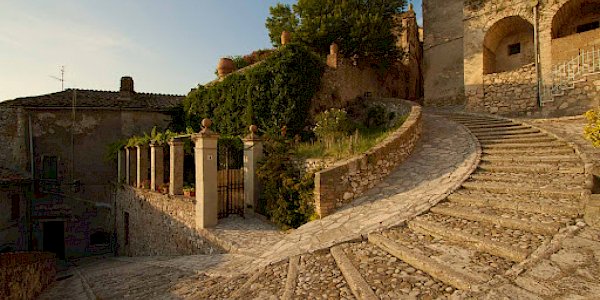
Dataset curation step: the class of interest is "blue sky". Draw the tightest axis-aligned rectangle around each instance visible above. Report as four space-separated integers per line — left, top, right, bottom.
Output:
0 1 422 101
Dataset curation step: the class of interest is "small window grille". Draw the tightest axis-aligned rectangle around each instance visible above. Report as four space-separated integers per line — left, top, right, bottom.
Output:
508 43 521 55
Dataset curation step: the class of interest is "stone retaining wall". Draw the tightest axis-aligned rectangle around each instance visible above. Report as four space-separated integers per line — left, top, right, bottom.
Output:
0 252 56 300
314 101 422 217
115 186 222 256
541 73 600 117
471 64 538 115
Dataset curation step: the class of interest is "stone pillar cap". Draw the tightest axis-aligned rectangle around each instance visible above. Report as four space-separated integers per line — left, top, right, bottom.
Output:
244 124 261 141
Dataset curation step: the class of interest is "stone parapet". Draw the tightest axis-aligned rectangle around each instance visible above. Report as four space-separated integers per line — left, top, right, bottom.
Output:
314 100 423 217
0 252 56 300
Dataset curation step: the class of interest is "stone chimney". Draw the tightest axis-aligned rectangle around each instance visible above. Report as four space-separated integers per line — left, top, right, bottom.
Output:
120 76 135 95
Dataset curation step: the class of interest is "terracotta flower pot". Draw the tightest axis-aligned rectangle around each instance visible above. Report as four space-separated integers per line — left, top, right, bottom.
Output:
217 58 235 78
281 31 291 45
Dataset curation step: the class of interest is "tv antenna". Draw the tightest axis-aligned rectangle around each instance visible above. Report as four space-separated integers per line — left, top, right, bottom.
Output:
50 66 65 90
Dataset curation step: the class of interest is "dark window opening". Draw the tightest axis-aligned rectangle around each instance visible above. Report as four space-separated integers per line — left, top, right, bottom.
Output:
90 231 110 245
577 21 600 33
10 195 20 221
42 156 58 179
508 43 521 55
124 212 130 245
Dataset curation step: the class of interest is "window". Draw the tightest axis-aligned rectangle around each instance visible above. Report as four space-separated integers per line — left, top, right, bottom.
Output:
10 195 20 221
124 212 130 245
577 21 600 33
42 156 58 179
508 43 521 55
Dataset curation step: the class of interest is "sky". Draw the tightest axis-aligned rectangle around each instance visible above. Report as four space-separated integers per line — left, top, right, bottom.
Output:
0 0 422 102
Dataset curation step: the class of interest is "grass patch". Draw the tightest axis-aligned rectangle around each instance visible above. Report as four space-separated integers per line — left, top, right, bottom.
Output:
296 115 407 160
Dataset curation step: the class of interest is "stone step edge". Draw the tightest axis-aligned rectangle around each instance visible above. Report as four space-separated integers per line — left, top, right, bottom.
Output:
461 182 585 197
281 256 299 300
481 156 579 163
368 233 484 291
478 137 556 144
230 266 264 299
482 148 574 154
482 142 565 149
409 220 529 263
330 246 378 300
470 173 584 183
469 126 534 134
478 165 584 174
430 206 560 235
446 193 581 217
463 123 520 129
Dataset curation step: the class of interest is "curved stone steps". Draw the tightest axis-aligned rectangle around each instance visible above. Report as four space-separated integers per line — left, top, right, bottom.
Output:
482 146 575 155
481 155 580 163
478 135 557 144
478 163 584 174
460 182 586 199
481 141 566 150
466 174 587 190
471 128 541 137
468 125 535 134
461 122 521 129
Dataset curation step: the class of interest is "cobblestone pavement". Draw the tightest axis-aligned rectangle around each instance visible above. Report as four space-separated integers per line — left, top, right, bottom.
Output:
256 113 479 267
205 215 283 257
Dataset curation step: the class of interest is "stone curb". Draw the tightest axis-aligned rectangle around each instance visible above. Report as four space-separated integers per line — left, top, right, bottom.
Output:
282 256 299 300
330 246 378 300
73 266 96 300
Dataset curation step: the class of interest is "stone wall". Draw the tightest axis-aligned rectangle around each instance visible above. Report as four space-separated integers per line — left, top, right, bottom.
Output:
314 101 422 217
0 107 28 172
0 184 29 252
423 0 465 107
551 28 600 64
310 58 410 116
115 186 222 256
470 64 538 115
0 252 56 300
542 73 600 117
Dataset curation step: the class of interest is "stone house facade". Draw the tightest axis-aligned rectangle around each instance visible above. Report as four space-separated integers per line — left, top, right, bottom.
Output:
424 0 600 116
0 77 183 259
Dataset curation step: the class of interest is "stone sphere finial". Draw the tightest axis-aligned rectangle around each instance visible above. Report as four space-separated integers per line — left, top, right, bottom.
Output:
249 125 258 133
281 31 291 46
202 118 212 129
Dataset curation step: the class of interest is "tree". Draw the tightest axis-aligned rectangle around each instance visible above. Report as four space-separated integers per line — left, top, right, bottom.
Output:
265 3 299 46
266 0 406 60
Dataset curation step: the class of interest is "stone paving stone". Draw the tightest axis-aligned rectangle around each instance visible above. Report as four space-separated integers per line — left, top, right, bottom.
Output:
257 113 479 266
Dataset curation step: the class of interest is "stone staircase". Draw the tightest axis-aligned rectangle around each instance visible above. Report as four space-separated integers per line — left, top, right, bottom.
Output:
174 114 588 299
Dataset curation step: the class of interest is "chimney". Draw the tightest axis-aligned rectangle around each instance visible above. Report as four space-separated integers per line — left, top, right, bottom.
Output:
120 76 134 93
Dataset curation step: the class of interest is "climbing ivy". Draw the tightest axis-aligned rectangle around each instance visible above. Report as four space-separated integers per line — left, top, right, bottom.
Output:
181 44 324 137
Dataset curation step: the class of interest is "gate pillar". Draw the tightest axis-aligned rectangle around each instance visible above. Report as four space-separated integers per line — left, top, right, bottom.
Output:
125 147 136 186
136 144 149 188
150 142 164 191
169 138 185 195
192 119 220 229
242 125 263 215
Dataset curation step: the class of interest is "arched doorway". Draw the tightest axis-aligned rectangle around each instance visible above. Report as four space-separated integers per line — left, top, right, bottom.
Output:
483 16 535 74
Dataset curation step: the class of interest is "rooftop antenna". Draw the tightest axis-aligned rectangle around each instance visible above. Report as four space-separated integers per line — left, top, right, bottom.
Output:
50 66 65 90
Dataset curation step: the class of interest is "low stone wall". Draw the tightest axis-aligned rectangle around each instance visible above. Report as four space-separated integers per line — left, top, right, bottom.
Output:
314 100 422 217
541 74 600 117
0 252 56 300
469 64 538 115
115 186 222 256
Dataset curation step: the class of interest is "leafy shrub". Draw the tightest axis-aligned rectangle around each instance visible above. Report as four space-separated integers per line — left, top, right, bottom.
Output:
183 44 324 137
313 108 355 141
256 132 314 229
584 109 600 147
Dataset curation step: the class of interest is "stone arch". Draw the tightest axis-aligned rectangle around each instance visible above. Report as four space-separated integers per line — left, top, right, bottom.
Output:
483 16 535 74
552 0 600 39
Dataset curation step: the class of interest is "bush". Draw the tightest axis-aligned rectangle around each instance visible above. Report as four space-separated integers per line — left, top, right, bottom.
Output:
584 109 600 147
313 108 355 141
182 44 324 137
256 132 314 229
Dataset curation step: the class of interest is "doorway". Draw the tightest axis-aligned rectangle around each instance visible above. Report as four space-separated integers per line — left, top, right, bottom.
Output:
43 221 65 259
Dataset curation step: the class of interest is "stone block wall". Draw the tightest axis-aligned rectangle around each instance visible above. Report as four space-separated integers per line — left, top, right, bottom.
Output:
0 107 28 172
542 73 600 117
0 252 56 300
314 101 422 217
470 64 538 115
115 186 222 256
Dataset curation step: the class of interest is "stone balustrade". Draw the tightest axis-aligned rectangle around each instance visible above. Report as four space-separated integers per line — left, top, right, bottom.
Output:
314 100 423 217
0 252 56 300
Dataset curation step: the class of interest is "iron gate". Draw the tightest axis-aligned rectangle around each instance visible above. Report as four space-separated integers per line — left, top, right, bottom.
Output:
217 138 244 219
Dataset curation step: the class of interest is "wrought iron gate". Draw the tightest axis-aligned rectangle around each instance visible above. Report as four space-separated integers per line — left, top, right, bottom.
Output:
217 138 244 219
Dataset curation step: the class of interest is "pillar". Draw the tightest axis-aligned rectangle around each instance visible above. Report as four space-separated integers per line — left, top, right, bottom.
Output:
169 138 185 195
126 147 136 186
150 142 164 191
136 145 149 188
192 119 220 229
243 125 263 215
117 148 125 183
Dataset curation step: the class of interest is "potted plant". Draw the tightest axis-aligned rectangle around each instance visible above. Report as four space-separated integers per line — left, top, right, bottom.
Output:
141 179 151 189
159 183 169 194
183 185 195 198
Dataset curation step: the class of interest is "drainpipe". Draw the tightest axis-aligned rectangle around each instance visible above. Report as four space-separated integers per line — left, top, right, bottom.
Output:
533 0 542 107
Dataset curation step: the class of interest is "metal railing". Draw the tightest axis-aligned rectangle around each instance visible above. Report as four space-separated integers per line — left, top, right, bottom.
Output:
542 46 600 104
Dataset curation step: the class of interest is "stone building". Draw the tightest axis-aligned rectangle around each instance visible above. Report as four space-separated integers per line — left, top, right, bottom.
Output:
0 77 183 259
424 0 600 116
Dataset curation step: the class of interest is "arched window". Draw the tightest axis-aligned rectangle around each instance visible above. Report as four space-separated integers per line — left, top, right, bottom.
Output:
483 16 535 74
552 0 600 39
